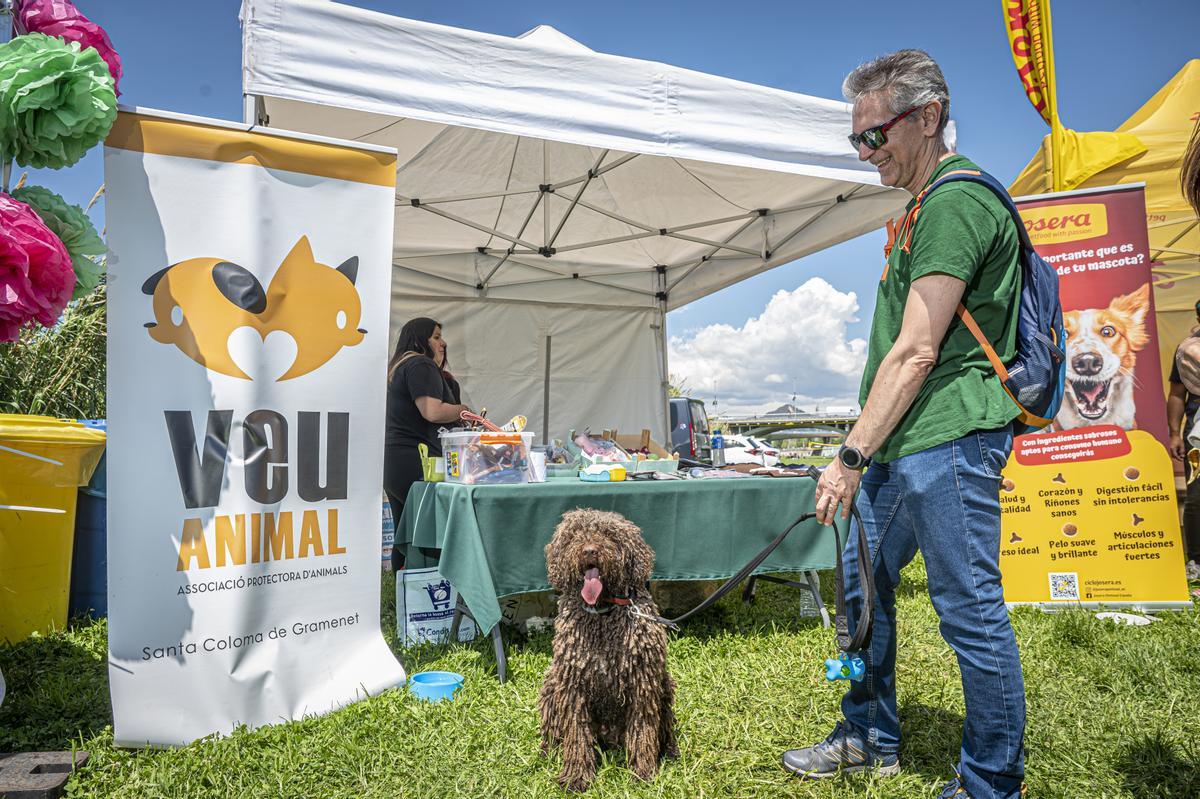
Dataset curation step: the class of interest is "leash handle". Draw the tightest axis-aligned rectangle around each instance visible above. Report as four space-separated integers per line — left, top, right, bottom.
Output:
658 464 875 659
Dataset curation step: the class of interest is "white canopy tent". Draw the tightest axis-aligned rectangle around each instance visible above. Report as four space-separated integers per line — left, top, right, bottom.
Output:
240 0 906 443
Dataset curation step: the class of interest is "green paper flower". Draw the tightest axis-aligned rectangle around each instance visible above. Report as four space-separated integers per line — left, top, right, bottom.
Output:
12 185 105 298
0 33 118 170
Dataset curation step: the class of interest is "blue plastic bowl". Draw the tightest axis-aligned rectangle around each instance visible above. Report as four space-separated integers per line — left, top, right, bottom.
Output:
408 671 464 702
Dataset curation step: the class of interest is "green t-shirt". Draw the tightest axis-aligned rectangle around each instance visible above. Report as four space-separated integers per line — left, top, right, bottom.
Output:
859 154 1022 463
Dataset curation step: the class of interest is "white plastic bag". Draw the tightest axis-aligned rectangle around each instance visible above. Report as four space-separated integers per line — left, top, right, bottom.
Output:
396 567 477 646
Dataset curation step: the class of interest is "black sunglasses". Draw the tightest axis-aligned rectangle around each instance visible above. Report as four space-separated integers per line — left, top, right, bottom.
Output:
848 106 920 151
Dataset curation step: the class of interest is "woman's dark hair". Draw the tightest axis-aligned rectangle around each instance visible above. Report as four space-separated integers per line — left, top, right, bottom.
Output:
1183 117 1200 219
388 317 440 378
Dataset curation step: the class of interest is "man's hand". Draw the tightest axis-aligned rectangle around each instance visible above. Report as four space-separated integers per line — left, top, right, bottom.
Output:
1170 432 1186 462
815 458 863 526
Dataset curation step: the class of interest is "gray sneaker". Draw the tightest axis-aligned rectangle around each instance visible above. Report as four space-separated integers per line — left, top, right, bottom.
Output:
780 721 900 779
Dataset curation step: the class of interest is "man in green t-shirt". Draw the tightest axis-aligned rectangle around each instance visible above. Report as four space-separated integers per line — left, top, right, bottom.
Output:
779 51 1026 799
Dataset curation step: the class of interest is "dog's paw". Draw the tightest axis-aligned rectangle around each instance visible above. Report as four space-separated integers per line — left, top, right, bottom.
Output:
628 759 659 782
557 771 593 792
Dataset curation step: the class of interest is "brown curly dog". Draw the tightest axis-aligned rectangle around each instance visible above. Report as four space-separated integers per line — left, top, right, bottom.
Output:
538 508 678 791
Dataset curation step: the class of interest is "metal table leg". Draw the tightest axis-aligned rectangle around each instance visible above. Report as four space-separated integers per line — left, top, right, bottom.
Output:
804 570 831 629
449 596 508 683
739 572 831 629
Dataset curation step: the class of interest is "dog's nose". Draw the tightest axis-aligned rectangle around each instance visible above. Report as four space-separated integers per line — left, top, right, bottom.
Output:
581 545 599 560
1072 352 1103 376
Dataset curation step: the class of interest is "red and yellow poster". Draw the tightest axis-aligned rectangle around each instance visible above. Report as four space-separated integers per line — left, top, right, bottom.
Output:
1000 184 1190 608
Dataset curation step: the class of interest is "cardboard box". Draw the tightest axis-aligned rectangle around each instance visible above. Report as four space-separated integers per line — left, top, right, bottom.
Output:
612 430 679 473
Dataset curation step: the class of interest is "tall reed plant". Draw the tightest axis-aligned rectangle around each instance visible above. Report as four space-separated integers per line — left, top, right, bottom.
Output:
0 283 106 420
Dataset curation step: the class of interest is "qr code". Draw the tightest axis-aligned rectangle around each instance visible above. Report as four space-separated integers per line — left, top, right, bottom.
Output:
1048 572 1079 600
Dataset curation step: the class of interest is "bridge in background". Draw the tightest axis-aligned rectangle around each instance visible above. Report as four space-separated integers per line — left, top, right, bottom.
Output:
709 412 858 439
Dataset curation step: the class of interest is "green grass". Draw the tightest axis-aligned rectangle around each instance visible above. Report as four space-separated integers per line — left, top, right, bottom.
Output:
782 455 835 467
1 559 1197 798
0 285 107 420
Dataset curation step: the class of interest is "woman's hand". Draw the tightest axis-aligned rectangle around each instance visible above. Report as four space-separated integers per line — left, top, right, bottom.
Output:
815 459 862 526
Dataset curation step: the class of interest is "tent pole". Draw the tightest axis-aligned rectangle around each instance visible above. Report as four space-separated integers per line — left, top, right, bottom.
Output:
481 191 546 287
415 204 541 250
543 335 552 445
243 94 268 127
548 152 639 192
665 215 760 293
658 268 671 447
546 149 608 249
763 187 861 260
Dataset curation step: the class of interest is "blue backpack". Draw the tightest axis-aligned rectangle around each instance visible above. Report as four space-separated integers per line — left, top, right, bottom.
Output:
907 168 1067 436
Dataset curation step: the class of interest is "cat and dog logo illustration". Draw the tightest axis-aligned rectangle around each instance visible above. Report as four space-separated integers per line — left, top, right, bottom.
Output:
142 236 364 380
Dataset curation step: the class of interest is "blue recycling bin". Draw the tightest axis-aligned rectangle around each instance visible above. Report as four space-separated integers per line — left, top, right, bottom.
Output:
69 419 107 619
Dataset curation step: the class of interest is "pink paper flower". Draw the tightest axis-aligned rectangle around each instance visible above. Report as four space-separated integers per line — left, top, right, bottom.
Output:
0 193 76 341
17 0 122 95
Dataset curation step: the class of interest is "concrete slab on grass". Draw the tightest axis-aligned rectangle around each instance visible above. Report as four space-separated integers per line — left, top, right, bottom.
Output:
0 752 89 799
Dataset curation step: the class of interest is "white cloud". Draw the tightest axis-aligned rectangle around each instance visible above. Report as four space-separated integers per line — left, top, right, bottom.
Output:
668 278 867 415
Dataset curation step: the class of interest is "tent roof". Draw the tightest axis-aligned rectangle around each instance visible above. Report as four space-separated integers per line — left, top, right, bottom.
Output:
516 25 594 54
240 0 906 309
1010 60 1200 390
1010 60 1200 269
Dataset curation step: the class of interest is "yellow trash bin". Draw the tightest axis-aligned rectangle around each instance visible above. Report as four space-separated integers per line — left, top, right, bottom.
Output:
0 414 106 643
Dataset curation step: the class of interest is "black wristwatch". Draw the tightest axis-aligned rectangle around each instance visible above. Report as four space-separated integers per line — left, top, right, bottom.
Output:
838 445 869 471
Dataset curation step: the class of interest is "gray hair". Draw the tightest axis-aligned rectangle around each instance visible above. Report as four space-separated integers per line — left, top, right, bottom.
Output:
843 49 950 133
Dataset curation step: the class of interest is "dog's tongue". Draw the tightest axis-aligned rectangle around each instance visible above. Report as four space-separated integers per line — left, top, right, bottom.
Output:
581 567 603 606
1079 382 1106 405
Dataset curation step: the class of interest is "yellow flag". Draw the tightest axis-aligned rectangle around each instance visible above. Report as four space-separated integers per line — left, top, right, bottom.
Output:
1003 0 1055 126
1003 0 1133 193
1036 128 1147 193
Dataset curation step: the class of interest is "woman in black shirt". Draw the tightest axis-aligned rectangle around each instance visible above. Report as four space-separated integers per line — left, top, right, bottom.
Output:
385 318 470 567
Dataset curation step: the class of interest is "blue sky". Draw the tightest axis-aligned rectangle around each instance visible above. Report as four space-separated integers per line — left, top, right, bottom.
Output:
17 0 1200 411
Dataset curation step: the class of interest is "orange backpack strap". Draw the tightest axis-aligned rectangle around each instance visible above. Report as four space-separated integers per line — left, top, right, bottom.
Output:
904 169 984 252
884 217 897 257
956 304 1010 381
956 303 1053 428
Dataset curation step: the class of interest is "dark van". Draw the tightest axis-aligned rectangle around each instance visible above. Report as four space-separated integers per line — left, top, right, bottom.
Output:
669 397 712 460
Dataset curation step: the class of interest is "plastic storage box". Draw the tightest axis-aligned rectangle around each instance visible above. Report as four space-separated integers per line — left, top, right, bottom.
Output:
440 431 535 485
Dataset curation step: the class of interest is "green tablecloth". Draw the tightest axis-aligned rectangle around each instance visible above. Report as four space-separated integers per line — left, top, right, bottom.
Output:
399 476 834 633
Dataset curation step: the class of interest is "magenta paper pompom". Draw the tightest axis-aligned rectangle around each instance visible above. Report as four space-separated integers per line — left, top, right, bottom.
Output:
0 193 76 341
17 0 123 95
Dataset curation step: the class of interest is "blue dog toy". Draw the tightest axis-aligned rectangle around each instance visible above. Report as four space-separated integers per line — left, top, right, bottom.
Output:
824 653 865 682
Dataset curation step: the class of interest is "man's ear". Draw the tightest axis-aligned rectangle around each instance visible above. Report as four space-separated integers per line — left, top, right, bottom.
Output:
922 101 943 138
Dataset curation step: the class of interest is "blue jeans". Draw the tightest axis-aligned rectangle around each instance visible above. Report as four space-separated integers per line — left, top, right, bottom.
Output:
841 428 1025 799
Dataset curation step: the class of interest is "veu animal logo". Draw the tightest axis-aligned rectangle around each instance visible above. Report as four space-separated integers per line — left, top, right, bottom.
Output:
424 579 453 611
142 237 364 380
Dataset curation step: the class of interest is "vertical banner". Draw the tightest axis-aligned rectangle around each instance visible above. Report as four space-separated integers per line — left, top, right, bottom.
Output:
1003 0 1054 126
1000 184 1190 609
105 109 405 746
